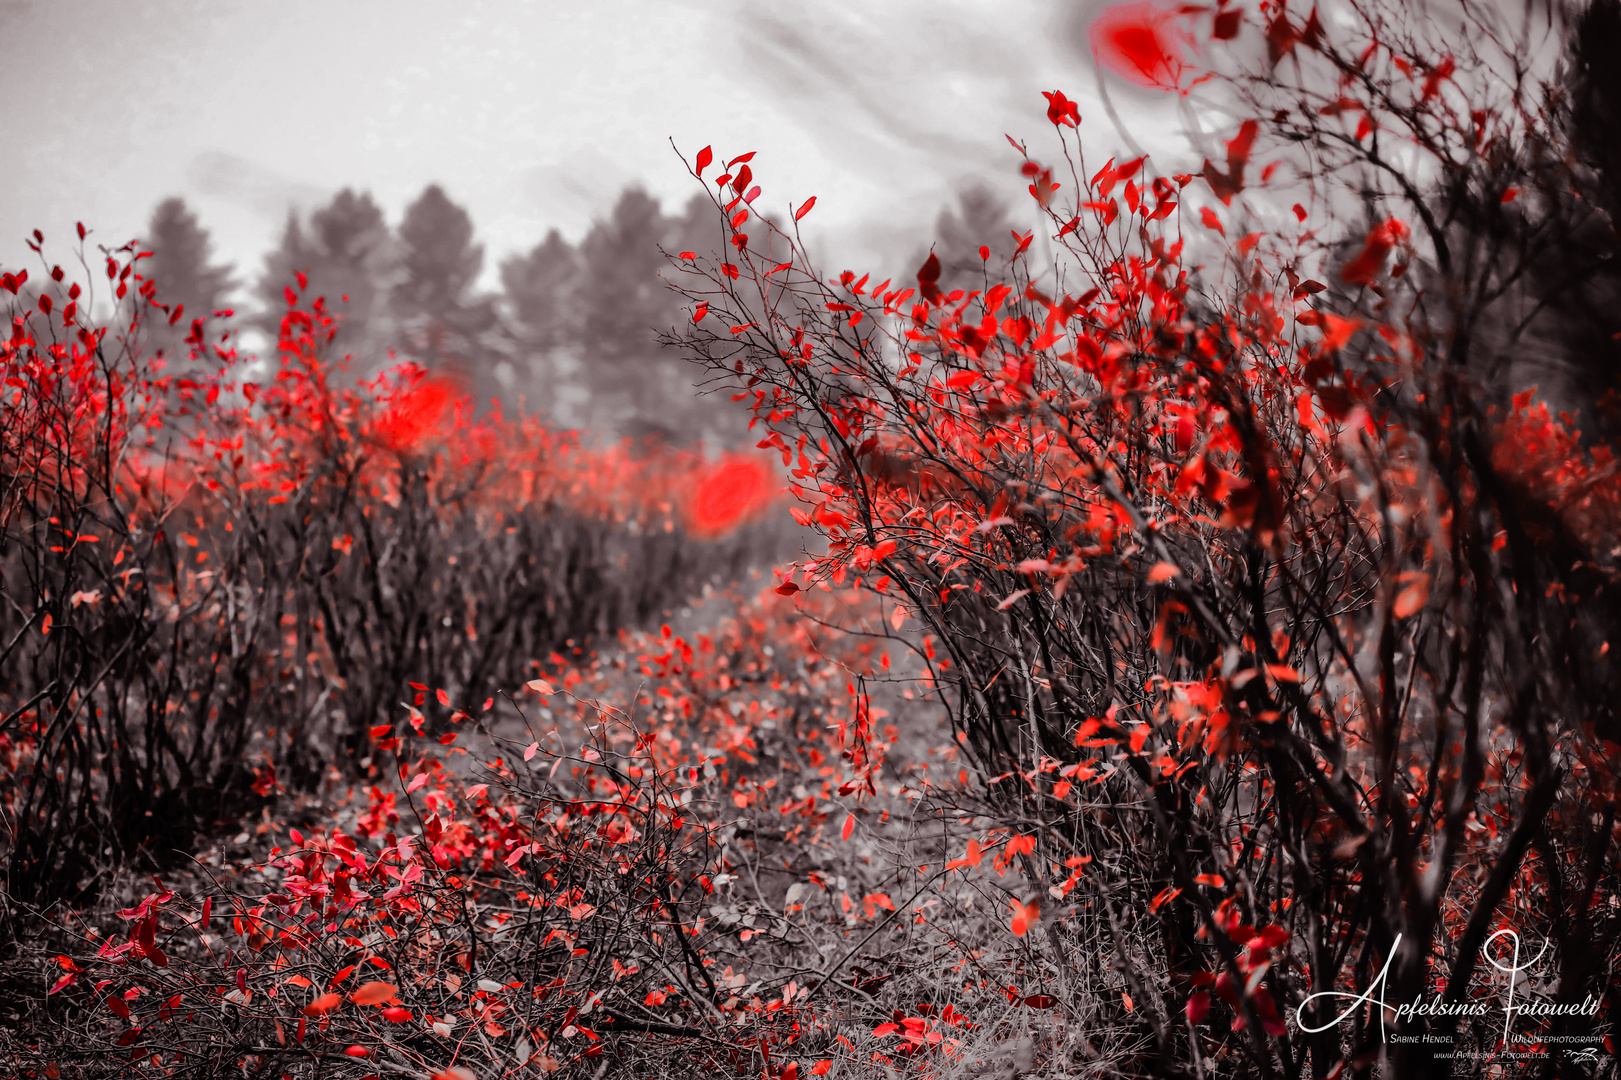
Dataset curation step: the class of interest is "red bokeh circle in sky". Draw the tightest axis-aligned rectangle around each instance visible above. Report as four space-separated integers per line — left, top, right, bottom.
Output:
1091 1 1185 90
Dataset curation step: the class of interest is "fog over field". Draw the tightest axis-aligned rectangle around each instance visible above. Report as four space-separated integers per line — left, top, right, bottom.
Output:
3 0 1181 293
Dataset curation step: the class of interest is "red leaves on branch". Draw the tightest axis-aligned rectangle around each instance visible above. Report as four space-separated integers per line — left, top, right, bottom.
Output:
1042 89 1080 127
375 371 461 452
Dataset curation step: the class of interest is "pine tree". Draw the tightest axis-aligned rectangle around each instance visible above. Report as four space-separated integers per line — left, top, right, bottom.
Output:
500 229 581 423
253 189 394 371
922 185 1023 297
572 188 707 441
392 185 507 409
140 197 235 365
501 228 578 351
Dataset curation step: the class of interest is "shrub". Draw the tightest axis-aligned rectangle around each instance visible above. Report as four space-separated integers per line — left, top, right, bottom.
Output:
663 3 1621 1075
0 248 787 908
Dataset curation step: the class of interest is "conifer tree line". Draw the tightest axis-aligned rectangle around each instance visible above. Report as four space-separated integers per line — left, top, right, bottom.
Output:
137 182 1029 445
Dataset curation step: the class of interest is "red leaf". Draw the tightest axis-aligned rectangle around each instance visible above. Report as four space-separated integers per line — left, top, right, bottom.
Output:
794 196 817 222
1393 573 1430 618
841 813 856 841
134 914 167 967
1202 119 1258 205
1186 990 1210 1024
1023 994 1058 1009
916 252 942 304
1147 885 1181 912
945 838 983 870
695 146 713 176
1340 218 1410 285
1010 897 1040 937
351 981 397 1006
997 589 1031 610
1212 7 1242 39
1266 12 1298 63
303 993 342 1016
775 582 801 595
1199 207 1225 236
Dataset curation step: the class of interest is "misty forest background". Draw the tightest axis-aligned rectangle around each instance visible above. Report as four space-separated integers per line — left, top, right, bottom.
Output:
137 182 1027 445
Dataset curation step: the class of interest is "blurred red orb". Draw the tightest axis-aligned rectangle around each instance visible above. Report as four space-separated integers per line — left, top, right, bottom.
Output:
686 456 774 537
1091 1 1185 90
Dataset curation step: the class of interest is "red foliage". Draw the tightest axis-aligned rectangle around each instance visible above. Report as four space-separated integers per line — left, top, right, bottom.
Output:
373 371 462 452
661 9 1621 1064
0 252 788 906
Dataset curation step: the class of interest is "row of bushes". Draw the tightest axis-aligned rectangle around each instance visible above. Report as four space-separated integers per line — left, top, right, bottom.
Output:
0 260 789 908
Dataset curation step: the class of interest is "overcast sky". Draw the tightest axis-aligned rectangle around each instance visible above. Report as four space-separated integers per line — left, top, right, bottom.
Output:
2 0 1193 297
